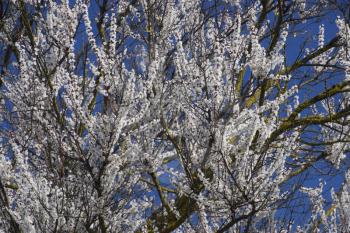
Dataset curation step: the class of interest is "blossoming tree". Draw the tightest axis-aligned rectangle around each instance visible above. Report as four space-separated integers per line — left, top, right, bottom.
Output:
0 0 350 232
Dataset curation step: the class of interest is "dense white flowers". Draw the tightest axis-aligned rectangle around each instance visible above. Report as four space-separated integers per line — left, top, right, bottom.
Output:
0 0 350 232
